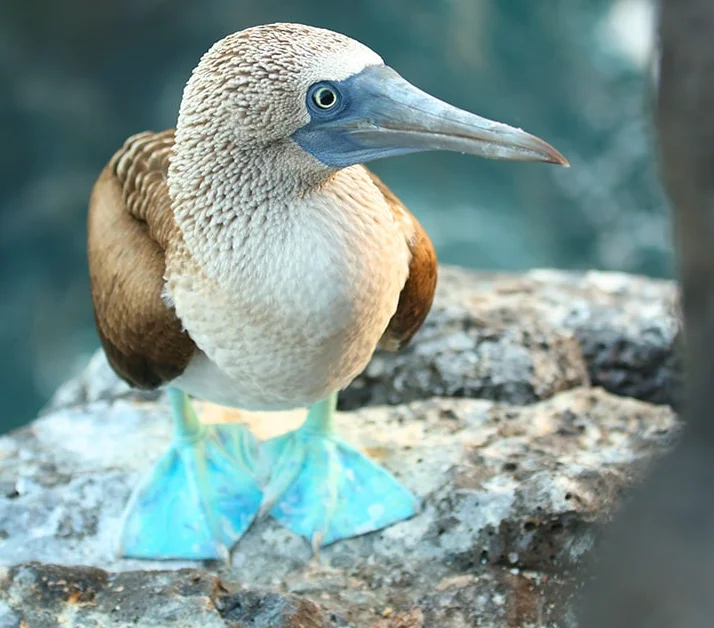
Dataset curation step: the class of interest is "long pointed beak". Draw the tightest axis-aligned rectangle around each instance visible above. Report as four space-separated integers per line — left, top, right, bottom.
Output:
292 65 569 168
346 66 568 166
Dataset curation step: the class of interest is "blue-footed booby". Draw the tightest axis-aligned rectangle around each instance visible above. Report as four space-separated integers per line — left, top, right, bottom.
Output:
87 23 568 560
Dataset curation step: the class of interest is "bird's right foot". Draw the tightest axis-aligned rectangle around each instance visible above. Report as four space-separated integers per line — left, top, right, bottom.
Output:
117 389 262 560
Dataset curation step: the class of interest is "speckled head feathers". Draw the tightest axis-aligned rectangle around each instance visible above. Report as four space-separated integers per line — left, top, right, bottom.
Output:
170 21 567 214
176 23 383 146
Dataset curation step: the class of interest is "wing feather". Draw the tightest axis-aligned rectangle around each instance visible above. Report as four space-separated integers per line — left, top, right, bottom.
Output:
367 170 438 351
87 130 196 389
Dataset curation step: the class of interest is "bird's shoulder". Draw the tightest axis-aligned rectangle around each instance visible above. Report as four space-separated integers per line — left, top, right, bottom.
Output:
87 129 196 390
365 169 438 351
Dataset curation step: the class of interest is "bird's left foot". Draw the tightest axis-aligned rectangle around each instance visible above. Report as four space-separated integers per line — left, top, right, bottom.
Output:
258 394 419 549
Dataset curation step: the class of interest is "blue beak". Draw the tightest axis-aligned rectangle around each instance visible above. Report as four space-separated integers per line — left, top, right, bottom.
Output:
292 65 568 169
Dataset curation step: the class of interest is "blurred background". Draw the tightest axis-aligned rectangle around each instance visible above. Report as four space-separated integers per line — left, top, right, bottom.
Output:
0 0 666 433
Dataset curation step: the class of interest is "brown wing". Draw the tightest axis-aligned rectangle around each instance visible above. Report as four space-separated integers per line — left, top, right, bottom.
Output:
367 170 438 352
87 130 196 389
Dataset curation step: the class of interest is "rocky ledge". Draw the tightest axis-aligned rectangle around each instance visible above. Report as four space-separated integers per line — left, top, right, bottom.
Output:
0 267 681 627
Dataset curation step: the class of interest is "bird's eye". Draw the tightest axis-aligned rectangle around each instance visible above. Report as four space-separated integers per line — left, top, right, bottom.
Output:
311 85 338 110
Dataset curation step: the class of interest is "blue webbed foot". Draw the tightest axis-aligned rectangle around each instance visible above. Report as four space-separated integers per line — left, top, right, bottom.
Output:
118 389 262 560
259 394 419 548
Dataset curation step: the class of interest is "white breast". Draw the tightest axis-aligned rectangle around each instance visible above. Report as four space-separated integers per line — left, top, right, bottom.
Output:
167 167 412 411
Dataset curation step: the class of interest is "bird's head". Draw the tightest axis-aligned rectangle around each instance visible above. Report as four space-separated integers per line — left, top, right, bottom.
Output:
177 23 568 174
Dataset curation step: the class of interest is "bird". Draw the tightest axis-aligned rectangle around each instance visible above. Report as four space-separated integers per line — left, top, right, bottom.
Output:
87 22 568 561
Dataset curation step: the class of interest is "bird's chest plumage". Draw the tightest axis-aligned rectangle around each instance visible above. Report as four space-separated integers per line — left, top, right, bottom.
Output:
166 179 411 410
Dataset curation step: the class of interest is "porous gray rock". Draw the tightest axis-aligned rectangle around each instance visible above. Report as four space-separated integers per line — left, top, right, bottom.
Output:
0 267 681 627
345 267 681 409
0 563 334 628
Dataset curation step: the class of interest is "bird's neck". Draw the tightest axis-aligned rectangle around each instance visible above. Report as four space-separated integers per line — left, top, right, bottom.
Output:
168 127 334 264
170 130 326 208
166 132 408 340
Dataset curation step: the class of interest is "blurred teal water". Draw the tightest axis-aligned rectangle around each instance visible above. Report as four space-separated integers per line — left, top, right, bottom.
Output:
0 0 668 432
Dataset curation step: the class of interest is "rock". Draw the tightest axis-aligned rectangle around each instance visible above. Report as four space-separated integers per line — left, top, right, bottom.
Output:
44 350 160 415
0 267 681 626
344 267 681 410
0 562 334 627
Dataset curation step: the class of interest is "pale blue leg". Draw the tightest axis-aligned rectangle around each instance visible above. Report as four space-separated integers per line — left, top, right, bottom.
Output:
259 393 419 549
117 388 262 560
